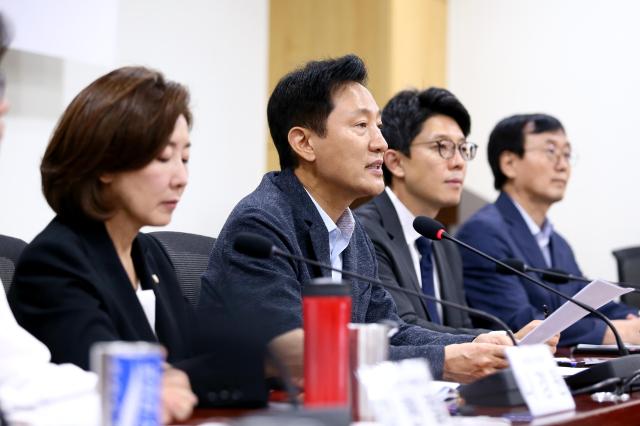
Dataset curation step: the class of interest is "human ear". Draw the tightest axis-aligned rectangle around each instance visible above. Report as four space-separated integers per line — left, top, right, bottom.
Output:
288 127 316 163
499 151 519 179
384 149 406 179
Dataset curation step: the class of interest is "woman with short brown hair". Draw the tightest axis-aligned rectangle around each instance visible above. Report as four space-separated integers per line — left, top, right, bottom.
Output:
9 66 199 420
41 66 192 221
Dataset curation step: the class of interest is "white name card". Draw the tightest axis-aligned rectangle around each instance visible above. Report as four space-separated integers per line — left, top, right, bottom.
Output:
357 358 451 426
505 345 575 417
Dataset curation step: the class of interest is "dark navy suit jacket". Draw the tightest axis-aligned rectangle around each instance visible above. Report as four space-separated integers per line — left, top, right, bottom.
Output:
10 215 267 407
456 192 635 346
199 170 473 379
356 190 484 335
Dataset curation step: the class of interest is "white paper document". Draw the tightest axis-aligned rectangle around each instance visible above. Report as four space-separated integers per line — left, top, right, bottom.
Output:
519 279 633 345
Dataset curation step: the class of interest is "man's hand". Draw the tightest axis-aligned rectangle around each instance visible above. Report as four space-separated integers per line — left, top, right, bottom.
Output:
160 367 197 424
473 332 514 346
442 342 508 384
604 318 640 344
514 320 559 353
267 328 304 388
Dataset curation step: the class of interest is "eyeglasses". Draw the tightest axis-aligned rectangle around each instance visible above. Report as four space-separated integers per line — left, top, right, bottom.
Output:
411 139 478 161
525 146 577 166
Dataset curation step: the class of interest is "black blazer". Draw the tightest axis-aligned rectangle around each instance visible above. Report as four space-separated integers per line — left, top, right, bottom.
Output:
356 191 486 335
10 215 266 407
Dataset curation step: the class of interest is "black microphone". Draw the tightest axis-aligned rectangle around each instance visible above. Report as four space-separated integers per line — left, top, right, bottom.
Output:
499 257 640 290
233 232 518 345
413 215 629 357
498 258 577 284
413 216 640 400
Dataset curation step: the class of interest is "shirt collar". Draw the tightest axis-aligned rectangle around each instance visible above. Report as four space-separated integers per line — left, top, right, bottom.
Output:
305 189 355 242
511 197 554 241
386 187 421 245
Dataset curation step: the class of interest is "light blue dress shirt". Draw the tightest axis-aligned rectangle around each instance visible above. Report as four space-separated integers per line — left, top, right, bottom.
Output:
306 191 355 281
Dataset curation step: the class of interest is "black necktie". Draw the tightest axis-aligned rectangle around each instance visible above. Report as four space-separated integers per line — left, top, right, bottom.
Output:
415 236 441 324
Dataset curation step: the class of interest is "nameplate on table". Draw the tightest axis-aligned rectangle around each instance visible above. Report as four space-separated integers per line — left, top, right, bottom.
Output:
357 358 451 425
506 344 575 417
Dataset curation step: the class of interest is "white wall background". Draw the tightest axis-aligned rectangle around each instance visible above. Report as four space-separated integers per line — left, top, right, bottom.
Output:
0 0 268 241
7 0 635 282
448 0 640 281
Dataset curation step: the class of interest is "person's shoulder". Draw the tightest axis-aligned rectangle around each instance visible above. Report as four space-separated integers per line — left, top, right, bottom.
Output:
548 227 573 250
355 199 383 229
22 216 83 257
136 232 168 258
230 172 294 220
467 201 501 223
213 173 301 252
438 237 461 257
13 217 90 285
457 202 503 234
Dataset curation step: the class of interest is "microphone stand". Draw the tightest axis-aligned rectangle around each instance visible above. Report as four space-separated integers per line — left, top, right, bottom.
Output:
272 247 518 346
534 267 640 291
412 219 640 401
436 233 628 357
499 257 640 289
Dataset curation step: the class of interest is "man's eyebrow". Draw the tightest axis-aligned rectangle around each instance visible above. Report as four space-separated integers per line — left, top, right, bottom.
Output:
349 107 380 116
545 138 571 149
427 132 466 140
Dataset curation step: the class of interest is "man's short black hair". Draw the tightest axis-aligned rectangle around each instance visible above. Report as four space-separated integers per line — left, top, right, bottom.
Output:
488 113 565 190
380 87 471 185
267 54 368 170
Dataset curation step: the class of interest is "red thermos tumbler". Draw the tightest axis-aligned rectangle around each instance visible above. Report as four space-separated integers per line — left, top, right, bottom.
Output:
303 277 352 407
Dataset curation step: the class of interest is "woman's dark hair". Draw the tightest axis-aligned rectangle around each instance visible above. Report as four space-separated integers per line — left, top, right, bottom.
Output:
487 113 564 190
41 66 192 220
267 54 368 170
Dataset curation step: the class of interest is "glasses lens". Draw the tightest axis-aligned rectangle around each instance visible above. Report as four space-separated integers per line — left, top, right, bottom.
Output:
552 148 575 165
437 140 455 159
565 152 577 165
460 142 477 161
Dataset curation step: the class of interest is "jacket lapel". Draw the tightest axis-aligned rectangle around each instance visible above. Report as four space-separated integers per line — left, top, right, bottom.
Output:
135 237 188 358
274 169 331 279
374 193 427 312
79 220 157 342
496 192 549 269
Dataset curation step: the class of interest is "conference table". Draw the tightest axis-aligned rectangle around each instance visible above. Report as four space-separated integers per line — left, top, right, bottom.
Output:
178 349 640 425
178 394 640 425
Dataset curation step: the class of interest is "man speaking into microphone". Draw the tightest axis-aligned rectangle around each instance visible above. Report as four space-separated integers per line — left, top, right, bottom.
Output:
199 55 513 385
456 113 639 346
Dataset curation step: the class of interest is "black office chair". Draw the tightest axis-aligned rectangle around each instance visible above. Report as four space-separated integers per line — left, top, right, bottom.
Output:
0 234 27 294
148 231 216 307
613 246 640 308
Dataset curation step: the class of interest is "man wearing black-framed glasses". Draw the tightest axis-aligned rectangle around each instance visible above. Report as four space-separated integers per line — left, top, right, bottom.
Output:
456 113 639 347
355 89 555 351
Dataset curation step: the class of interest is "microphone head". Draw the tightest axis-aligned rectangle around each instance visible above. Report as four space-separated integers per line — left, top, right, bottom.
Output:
413 216 446 240
233 232 274 259
542 269 571 284
497 258 526 274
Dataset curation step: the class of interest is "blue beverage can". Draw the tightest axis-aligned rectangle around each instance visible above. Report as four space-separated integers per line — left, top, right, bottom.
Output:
91 341 164 426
